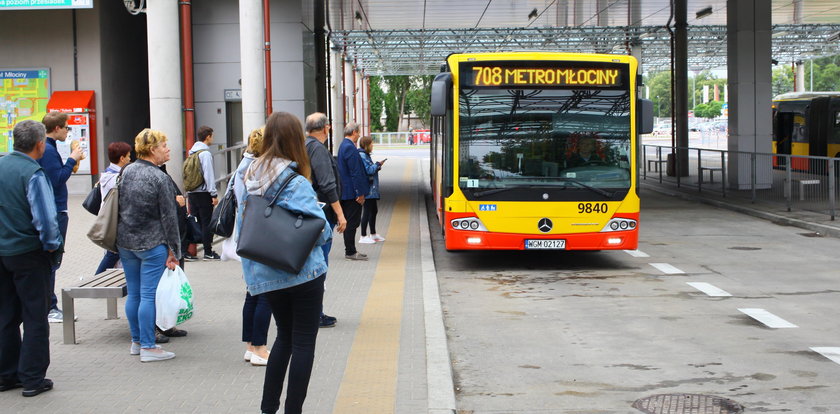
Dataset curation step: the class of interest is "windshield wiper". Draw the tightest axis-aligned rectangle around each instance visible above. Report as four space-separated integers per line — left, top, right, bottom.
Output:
473 187 516 198
557 178 615 198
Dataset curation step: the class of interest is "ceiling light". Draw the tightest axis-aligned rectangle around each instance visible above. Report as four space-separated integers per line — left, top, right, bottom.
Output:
695 6 713 20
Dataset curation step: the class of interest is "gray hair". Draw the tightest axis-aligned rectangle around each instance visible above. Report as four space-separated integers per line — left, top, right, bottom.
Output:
305 112 328 133
13 120 47 153
343 122 360 137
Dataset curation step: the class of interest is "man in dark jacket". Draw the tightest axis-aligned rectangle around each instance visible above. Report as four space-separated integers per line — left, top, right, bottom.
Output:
38 112 84 323
0 120 62 397
305 112 348 327
336 122 370 260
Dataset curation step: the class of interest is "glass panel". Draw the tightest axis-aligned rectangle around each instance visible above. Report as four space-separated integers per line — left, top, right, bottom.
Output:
457 87 631 198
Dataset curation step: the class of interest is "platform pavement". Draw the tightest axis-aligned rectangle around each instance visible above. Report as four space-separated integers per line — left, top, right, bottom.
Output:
640 178 840 239
0 155 450 414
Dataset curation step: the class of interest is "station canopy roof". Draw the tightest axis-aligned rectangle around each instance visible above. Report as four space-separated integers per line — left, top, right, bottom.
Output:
326 0 840 75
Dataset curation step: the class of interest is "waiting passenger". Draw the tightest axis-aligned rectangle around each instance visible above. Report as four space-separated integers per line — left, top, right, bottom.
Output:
357 136 386 244
93 141 132 275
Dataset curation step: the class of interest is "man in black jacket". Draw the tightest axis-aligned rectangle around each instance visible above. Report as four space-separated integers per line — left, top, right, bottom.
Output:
305 113 347 328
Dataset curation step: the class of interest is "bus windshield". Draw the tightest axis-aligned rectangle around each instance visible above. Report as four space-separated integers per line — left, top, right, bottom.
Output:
457 87 632 199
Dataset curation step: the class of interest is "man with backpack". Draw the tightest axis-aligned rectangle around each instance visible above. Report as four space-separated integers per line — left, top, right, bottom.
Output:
183 125 219 261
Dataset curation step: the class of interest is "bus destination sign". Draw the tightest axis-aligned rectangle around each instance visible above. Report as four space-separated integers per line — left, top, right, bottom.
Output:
463 62 625 89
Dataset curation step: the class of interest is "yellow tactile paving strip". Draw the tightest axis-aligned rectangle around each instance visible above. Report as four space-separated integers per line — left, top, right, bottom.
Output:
332 160 414 414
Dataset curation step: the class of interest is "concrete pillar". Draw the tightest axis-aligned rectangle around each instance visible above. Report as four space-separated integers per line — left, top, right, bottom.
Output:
146 0 184 187
795 63 805 92
556 0 568 26
727 0 773 190
344 58 356 124
329 48 345 150
239 0 265 137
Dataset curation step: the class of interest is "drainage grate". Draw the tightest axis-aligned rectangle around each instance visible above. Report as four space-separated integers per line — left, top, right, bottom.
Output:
632 394 743 414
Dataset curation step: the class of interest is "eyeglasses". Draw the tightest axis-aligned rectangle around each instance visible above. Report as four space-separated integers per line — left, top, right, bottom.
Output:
61 125 69 130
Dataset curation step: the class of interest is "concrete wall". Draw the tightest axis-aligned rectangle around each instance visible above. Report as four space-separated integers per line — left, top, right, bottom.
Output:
193 0 316 146
0 6 102 193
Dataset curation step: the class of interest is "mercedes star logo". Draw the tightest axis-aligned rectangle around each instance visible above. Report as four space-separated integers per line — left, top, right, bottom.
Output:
538 218 553 233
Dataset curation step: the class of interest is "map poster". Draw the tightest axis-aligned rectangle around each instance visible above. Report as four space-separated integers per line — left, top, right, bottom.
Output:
1 68 50 153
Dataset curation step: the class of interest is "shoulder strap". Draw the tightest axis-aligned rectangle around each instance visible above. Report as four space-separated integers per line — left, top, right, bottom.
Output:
267 171 299 205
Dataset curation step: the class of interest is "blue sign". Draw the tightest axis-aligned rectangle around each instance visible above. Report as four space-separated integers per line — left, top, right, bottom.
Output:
479 204 497 211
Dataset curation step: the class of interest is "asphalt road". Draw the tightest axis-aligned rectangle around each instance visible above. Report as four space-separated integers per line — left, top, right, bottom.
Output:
428 186 840 414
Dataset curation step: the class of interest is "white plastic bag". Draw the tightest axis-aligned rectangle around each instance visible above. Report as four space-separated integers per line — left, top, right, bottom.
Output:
155 266 194 330
220 236 240 262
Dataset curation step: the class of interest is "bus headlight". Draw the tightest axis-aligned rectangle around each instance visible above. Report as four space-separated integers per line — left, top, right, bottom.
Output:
601 218 637 232
450 217 488 232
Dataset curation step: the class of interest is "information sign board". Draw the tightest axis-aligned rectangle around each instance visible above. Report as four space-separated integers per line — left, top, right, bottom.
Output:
0 0 93 10
0 68 50 153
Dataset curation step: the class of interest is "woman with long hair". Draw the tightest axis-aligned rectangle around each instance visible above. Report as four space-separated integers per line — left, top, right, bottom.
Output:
229 127 273 366
233 112 331 414
357 136 386 244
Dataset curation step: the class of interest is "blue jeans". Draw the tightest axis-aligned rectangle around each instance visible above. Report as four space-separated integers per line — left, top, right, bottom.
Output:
242 292 271 346
49 212 69 311
119 245 168 348
94 250 120 275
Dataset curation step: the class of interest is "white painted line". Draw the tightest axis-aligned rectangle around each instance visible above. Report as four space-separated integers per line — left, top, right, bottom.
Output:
687 282 732 297
738 308 798 328
810 347 840 365
649 263 685 274
624 249 650 258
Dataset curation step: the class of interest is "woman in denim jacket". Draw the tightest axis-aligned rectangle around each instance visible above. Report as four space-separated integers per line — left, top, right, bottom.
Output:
232 112 331 414
357 136 386 244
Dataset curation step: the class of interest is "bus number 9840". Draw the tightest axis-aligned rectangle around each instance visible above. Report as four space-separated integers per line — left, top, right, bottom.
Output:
578 203 608 214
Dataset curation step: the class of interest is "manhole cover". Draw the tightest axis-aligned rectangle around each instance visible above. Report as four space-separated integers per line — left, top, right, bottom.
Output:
632 393 743 414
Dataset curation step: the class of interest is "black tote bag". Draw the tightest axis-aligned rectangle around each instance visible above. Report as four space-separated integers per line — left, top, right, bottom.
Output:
210 187 237 237
236 172 325 274
82 182 102 215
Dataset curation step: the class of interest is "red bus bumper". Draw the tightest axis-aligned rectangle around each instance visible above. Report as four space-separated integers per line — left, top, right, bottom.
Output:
444 228 638 251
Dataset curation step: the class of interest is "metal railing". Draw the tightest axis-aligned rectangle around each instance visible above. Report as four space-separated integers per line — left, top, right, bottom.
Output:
370 132 410 146
213 143 247 193
642 144 838 220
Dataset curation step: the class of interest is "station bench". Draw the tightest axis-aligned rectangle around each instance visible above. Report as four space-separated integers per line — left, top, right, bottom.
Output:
699 166 723 183
62 268 127 345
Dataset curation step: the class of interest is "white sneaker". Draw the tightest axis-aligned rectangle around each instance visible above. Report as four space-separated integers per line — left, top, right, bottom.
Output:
140 346 175 362
130 342 141 355
47 309 63 323
244 350 253 361
371 234 386 242
358 235 375 244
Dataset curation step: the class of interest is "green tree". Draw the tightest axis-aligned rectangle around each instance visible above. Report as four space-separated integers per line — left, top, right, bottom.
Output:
406 75 434 126
369 76 385 132
384 76 411 131
772 65 794 97
384 90 399 132
693 101 723 119
646 71 672 118
803 55 840 91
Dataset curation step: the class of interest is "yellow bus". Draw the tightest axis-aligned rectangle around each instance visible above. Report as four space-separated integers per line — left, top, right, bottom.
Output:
429 52 653 251
772 92 840 170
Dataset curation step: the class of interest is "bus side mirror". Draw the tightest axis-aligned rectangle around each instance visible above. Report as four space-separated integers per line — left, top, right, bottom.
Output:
638 99 654 135
431 72 452 116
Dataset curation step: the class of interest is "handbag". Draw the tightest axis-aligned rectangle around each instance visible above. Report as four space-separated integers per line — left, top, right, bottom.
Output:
185 214 203 244
82 182 103 215
236 172 325 274
210 187 237 237
87 176 120 252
